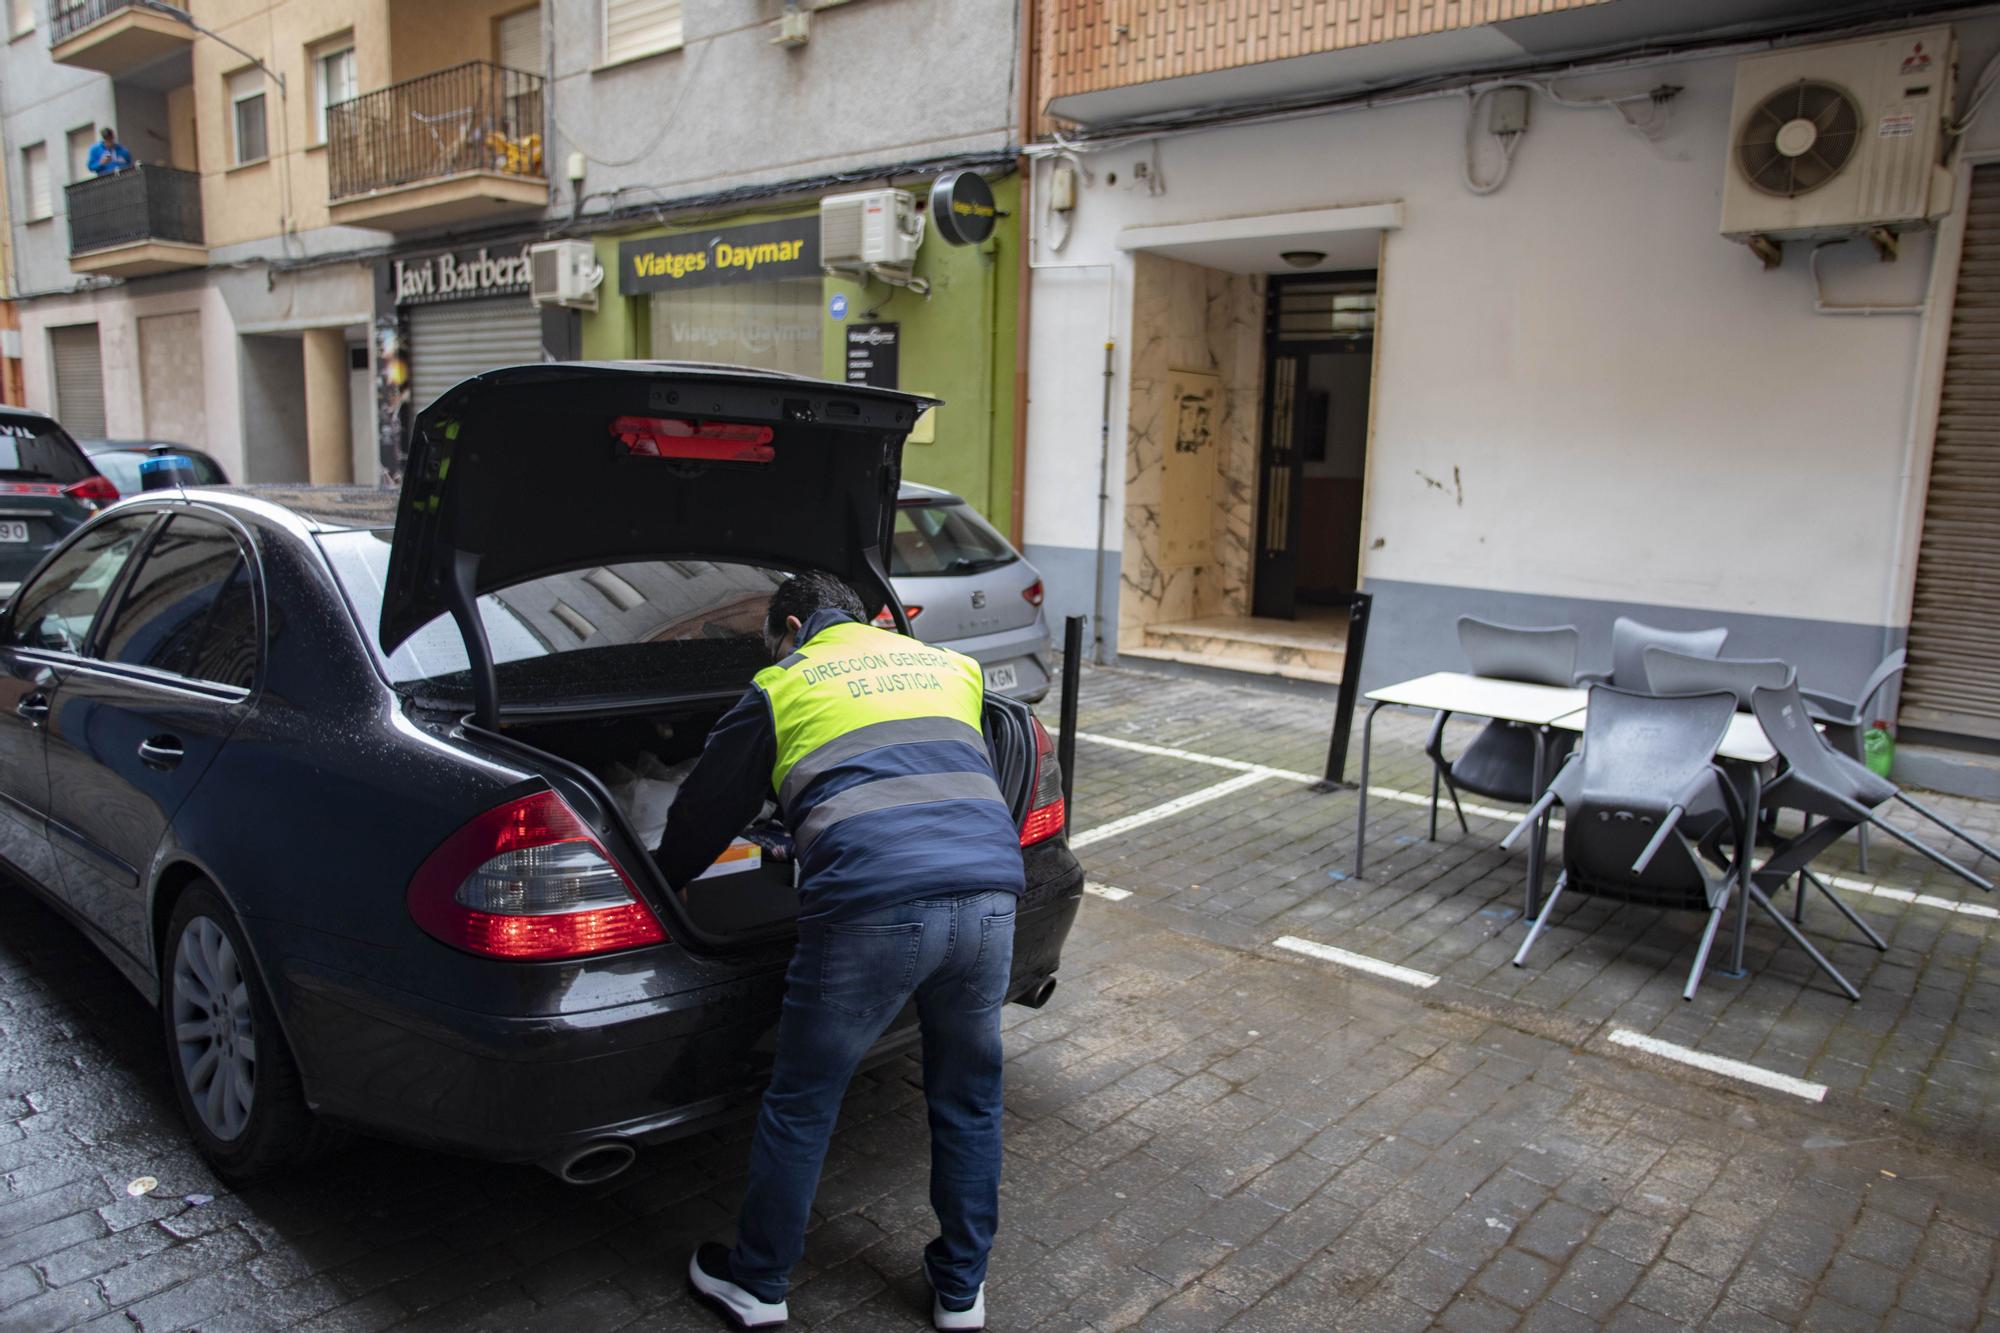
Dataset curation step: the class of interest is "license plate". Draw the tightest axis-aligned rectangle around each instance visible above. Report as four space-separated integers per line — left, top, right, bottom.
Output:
983 663 1019 692
0 522 28 543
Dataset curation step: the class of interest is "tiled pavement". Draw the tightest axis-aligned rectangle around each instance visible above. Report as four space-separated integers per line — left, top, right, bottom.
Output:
1 661 1997 1331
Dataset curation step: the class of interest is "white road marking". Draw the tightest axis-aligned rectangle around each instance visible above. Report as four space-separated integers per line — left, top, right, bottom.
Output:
1059 729 1558 828
1084 882 1132 901
1061 732 2000 916
1606 1028 1828 1103
1822 873 2000 921
1068 770 1273 849
1272 935 1440 989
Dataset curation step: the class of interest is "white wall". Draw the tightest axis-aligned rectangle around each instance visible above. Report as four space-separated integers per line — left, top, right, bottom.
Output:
1026 18 2000 642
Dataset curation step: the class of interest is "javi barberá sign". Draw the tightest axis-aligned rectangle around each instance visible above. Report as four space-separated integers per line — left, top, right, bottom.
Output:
393 245 534 305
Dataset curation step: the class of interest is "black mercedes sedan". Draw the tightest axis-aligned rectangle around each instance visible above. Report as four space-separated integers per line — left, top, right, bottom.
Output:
0 363 1083 1185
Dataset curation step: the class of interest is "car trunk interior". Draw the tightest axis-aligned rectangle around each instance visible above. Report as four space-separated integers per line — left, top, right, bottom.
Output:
491 693 1037 941
499 702 801 938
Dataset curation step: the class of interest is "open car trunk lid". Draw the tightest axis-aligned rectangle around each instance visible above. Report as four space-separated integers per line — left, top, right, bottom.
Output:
380 361 937 723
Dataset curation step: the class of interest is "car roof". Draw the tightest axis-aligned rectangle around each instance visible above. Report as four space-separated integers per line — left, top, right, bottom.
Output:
79 438 202 454
898 480 964 505
0 405 58 426
214 484 396 532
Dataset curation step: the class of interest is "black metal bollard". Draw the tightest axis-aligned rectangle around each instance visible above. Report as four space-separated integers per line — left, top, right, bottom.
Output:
1322 592 1373 786
1058 615 1084 813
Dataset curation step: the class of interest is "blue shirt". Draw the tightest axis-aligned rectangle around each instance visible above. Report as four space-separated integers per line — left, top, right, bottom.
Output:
87 141 132 175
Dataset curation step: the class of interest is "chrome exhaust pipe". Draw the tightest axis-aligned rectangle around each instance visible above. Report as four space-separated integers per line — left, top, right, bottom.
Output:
1015 976 1058 1009
545 1139 637 1185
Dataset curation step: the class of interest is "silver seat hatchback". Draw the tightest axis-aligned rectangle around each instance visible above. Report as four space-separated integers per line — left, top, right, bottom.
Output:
881 482 1053 702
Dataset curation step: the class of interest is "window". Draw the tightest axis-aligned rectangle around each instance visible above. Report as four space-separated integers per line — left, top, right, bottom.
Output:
229 68 268 165
0 413 92 483
649 281 820 376
10 0 32 37
8 514 154 655
65 125 94 183
312 41 356 143
100 516 257 687
603 0 681 66
890 503 1018 577
20 142 49 220
319 531 785 701
496 6 541 74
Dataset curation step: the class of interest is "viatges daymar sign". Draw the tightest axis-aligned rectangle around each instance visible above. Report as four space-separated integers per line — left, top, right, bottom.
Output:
618 216 821 294
392 244 534 305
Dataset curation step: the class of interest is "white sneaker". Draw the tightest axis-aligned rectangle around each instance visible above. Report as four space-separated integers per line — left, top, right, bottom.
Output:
932 1281 985 1331
688 1243 788 1328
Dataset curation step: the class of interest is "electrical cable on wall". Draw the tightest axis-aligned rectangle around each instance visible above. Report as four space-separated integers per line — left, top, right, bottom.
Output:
550 38 713 170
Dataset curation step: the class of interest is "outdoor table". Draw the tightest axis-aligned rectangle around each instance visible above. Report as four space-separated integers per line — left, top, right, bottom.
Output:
1352 671 1588 912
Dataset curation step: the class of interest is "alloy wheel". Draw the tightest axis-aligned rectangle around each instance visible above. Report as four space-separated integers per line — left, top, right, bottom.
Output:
170 916 257 1141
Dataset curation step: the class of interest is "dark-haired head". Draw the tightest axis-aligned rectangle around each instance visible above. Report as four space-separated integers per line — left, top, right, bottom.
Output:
763 571 866 659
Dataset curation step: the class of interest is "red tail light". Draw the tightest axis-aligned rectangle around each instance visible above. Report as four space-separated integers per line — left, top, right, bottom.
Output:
610 416 774 463
872 604 923 628
1022 579 1044 608
1020 716 1066 846
408 790 667 960
61 475 120 508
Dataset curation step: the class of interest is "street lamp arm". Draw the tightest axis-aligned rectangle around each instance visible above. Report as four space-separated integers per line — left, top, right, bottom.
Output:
135 0 287 94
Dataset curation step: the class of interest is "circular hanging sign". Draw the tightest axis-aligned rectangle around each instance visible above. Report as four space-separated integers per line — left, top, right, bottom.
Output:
930 171 997 247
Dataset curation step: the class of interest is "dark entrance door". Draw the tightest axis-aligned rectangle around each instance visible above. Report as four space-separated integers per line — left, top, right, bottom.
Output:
1252 274 1376 620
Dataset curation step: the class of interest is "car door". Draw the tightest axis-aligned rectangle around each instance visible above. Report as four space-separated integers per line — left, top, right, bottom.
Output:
0 512 159 902
43 512 260 967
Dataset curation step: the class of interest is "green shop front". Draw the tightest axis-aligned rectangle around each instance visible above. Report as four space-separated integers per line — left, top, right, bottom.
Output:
583 178 1020 528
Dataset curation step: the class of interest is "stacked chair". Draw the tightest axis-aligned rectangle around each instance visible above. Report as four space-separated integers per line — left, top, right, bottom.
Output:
1504 687 1757 1001
1422 617 1580 842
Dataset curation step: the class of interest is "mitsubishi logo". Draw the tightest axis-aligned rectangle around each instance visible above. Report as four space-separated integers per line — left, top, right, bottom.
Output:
970 590 987 609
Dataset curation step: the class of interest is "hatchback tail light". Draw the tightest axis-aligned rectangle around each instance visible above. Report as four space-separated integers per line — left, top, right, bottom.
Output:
610 416 775 463
61 475 120 508
872 604 922 628
1019 717 1066 846
408 790 667 960
1022 579 1044 608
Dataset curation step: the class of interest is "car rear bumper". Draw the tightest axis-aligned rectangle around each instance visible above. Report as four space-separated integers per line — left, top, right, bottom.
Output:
277 846 1084 1165
938 615 1054 702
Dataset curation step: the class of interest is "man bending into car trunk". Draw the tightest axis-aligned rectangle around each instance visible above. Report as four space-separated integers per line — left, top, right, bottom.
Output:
655 571 1024 1332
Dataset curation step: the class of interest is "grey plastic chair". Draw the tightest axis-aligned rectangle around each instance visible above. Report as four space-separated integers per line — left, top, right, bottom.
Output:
1423 618 1580 840
1642 648 1794 711
1504 686 1747 1001
1753 679 1996 905
1800 649 1907 871
1583 616 1729 689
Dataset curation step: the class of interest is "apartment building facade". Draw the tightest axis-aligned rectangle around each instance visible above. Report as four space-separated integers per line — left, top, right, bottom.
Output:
1 0 1030 530
1 0 554 486
1018 0 2000 756
549 0 1028 526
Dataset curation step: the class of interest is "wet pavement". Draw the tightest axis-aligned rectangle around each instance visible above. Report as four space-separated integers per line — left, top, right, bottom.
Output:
2 660 1998 1331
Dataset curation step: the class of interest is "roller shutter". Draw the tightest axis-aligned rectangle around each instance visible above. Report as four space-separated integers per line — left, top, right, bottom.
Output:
1904 163 2000 739
407 298 544 412
50 323 106 438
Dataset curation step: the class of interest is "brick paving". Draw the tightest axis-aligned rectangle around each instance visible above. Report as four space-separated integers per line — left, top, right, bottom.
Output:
1 660 1997 1330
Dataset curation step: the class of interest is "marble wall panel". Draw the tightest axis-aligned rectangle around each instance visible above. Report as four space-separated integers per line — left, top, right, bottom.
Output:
1120 253 1264 648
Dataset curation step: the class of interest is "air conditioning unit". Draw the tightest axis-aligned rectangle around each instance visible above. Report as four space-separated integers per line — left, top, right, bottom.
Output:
820 189 922 270
1721 27 1956 263
528 240 603 310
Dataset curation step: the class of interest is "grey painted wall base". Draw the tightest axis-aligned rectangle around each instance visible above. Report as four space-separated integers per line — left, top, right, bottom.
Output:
1892 743 2000 802
1024 542 1121 665
1360 577 1903 703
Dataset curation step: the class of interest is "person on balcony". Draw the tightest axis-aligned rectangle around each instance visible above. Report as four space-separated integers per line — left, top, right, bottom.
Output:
87 128 133 176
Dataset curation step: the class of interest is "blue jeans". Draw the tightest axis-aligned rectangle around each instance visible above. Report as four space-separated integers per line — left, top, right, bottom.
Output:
727 889 1017 1305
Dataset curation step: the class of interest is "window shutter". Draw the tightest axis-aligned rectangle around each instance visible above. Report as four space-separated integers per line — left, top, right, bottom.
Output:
66 126 94 183
604 0 682 66
23 143 49 219
498 6 543 74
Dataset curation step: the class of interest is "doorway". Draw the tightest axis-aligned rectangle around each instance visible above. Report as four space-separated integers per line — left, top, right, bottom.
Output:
1252 273 1375 620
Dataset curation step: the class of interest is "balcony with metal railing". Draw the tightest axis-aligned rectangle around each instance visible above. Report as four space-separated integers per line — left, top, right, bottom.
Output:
65 164 205 277
50 0 194 76
327 61 547 232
